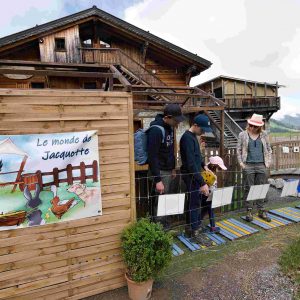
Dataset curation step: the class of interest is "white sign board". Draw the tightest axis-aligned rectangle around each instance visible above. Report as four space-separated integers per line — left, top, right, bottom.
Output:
281 180 299 197
211 186 234 208
246 184 270 201
157 193 185 216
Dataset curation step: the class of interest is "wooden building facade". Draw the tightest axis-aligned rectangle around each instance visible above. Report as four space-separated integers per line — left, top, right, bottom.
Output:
197 75 281 129
0 6 226 299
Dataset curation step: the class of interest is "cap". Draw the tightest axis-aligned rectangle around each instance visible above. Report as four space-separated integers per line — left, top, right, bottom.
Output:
194 114 212 132
163 104 185 123
207 156 227 170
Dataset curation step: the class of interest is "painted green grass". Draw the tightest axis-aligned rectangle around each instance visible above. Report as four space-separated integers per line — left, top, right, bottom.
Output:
0 181 99 227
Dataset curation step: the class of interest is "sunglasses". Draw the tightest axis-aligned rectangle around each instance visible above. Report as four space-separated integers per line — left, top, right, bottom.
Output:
249 124 259 129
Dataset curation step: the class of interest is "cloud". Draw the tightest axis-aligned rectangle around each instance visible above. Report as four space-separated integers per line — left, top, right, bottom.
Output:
125 0 300 116
0 0 140 38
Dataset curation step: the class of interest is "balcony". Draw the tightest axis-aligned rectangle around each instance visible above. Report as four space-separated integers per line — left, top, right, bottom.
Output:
223 97 280 112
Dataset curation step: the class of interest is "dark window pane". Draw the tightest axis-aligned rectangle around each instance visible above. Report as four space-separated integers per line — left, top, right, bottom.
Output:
83 82 97 89
31 82 45 89
55 38 66 51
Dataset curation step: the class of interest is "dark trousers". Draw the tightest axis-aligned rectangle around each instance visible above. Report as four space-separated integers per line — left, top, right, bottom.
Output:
243 163 268 209
183 175 201 231
200 195 216 228
148 170 172 223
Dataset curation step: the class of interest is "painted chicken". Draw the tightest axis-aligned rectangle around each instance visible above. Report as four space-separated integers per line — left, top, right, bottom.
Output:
50 185 75 219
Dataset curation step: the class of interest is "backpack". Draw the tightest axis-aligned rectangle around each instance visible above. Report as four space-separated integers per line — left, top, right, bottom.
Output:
134 125 165 165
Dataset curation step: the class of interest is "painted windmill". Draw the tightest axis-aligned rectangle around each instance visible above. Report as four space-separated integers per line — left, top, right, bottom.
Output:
0 138 28 192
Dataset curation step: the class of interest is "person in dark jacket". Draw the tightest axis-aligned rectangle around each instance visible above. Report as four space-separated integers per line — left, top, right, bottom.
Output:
147 104 185 222
180 114 211 240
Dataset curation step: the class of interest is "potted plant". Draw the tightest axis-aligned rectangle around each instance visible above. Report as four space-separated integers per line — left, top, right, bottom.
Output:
121 218 173 300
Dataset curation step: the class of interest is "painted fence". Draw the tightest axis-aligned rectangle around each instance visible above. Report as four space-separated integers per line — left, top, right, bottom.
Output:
0 89 135 299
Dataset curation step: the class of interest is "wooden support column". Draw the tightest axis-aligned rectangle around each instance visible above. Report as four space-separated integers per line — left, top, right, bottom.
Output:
244 81 247 97
220 110 225 158
141 41 149 64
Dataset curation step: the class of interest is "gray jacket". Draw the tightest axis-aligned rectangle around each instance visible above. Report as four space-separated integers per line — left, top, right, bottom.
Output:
237 130 272 168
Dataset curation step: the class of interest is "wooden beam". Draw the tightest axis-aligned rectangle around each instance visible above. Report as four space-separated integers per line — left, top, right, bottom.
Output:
110 65 132 92
141 41 149 63
132 91 210 97
0 59 111 70
0 68 113 78
220 110 225 158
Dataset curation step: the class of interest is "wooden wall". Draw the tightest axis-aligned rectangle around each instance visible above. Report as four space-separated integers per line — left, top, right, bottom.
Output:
145 55 186 86
39 26 81 63
200 79 277 99
0 89 135 299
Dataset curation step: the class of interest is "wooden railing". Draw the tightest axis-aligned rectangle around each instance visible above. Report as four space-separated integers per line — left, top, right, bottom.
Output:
271 140 300 170
79 47 167 87
223 97 280 110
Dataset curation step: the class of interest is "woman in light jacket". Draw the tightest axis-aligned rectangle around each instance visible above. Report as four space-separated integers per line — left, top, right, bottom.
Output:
237 113 272 222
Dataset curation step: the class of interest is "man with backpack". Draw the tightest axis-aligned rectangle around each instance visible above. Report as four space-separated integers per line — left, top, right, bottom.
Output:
147 104 185 223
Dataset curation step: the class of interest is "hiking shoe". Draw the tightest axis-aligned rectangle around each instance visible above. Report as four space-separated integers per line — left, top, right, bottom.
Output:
210 226 221 233
258 209 271 222
245 208 253 222
191 233 214 247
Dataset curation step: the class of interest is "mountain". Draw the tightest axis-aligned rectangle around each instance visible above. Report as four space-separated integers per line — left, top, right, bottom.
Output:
270 118 300 133
273 114 300 130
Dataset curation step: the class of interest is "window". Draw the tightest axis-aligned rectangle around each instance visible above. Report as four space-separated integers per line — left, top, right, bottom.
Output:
83 82 97 89
55 38 66 51
31 82 45 89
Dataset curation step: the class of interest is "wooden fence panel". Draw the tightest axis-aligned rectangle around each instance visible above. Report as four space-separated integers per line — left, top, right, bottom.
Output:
0 89 135 299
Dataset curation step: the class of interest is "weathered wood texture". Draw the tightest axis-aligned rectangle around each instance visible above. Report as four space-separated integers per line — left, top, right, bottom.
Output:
0 89 135 299
39 26 81 63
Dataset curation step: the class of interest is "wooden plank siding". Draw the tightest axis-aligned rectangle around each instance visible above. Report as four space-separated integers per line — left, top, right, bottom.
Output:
0 89 135 299
39 26 81 64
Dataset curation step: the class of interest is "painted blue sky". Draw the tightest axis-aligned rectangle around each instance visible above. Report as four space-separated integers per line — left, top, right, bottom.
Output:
1 0 299 120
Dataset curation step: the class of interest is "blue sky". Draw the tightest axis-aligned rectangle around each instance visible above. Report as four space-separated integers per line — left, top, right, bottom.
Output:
1 0 299 120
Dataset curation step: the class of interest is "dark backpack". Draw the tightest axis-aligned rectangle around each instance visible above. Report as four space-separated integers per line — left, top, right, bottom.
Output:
134 125 165 165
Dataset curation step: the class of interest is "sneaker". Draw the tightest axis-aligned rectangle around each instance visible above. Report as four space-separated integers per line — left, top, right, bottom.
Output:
210 226 221 233
245 208 253 222
258 209 271 222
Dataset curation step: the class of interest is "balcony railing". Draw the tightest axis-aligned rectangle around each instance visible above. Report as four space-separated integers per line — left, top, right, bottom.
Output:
223 97 280 110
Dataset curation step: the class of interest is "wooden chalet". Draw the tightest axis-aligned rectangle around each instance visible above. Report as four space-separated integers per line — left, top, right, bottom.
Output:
0 6 229 299
197 76 281 146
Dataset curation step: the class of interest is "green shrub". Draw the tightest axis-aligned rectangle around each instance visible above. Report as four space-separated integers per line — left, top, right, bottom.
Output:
121 218 173 282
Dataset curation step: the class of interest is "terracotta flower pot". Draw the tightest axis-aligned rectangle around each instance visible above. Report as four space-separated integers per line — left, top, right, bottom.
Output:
125 273 154 300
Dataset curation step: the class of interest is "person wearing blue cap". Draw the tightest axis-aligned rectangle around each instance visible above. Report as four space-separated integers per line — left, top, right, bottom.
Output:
180 114 212 242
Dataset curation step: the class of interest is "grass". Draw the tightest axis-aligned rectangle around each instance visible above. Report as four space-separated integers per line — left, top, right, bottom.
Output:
279 235 300 299
161 198 300 282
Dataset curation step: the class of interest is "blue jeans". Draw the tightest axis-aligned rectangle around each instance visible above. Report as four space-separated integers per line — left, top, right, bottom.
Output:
200 195 216 227
183 175 201 231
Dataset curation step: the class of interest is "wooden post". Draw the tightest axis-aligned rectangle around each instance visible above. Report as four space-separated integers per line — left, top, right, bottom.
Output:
92 160 98 182
276 145 280 170
254 82 257 98
244 80 246 97
12 155 28 193
80 162 86 184
234 81 236 108
36 170 43 190
220 110 225 158
127 95 136 221
108 75 113 91
66 164 73 185
221 79 225 98
53 167 59 187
